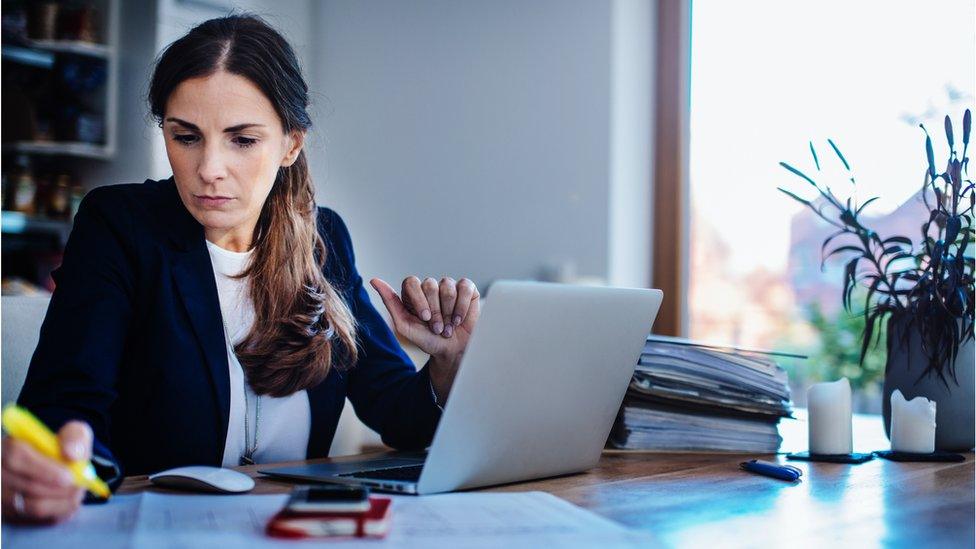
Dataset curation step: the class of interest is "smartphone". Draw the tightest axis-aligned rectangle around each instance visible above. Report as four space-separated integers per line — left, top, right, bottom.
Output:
285 484 371 513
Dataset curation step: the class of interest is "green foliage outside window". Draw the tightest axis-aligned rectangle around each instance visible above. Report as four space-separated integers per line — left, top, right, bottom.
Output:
803 301 887 391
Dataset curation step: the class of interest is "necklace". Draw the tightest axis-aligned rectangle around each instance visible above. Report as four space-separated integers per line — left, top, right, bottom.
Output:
220 315 260 466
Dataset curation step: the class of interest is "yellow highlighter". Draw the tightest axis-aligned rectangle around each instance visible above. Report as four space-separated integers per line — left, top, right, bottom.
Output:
1 404 111 499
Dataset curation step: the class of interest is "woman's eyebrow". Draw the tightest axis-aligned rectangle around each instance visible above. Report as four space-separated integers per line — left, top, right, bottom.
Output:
165 117 266 132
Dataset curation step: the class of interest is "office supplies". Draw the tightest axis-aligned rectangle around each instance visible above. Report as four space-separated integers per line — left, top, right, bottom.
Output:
261 281 663 495
889 390 937 453
609 337 793 452
267 496 392 539
739 459 802 481
284 485 370 513
785 451 874 464
1 491 654 547
0 404 111 498
807 378 853 455
148 465 255 493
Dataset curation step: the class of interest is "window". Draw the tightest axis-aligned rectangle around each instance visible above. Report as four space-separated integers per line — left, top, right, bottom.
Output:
687 0 975 407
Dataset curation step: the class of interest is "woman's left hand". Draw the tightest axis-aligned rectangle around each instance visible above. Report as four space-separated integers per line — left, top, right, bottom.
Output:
370 276 480 403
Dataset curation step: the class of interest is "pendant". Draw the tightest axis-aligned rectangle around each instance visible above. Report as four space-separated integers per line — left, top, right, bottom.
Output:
240 454 255 466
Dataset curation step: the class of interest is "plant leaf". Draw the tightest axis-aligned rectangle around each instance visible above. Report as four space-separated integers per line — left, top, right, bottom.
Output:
922 125 938 180
824 245 867 266
809 141 821 171
778 187 811 206
780 162 819 188
946 215 961 244
964 108 972 147
856 196 880 215
828 138 851 171
883 236 914 247
945 115 955 149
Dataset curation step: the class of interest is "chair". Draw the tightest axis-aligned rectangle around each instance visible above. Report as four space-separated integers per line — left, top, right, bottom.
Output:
1 295 51 406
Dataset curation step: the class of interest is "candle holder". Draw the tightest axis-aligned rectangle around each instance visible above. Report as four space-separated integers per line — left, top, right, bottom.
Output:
873 450 966 462
786 378 876 464
785 451 874 464
872 391 967 462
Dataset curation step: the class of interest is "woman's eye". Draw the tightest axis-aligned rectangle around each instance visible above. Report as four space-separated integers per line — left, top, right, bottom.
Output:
234 136 258 149
173 134 198 146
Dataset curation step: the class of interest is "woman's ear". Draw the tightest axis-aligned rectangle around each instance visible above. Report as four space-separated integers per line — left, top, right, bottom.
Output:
281 130 306 167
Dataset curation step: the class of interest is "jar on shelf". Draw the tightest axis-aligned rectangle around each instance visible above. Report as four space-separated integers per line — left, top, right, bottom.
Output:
28 2 59 41
49 175 72 218
11 156 37 215
33 173 52 218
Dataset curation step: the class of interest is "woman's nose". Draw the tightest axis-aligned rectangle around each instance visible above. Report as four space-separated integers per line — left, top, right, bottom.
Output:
197 142 228 183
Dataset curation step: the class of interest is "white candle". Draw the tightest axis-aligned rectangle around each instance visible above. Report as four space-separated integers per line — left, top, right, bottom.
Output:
807 378 853 455
890 389 937 453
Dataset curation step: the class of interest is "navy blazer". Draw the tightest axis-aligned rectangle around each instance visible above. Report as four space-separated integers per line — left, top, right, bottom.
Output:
17 176 442 485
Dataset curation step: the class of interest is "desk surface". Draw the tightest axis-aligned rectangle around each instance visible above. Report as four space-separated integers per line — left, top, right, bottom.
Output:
119 415 974 547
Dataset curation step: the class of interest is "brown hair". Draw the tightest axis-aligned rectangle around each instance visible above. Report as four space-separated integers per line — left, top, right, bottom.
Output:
148 14 358 397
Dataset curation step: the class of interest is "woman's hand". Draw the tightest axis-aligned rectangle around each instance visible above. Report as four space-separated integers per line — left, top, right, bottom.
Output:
1 420 92 524
370 276 480 403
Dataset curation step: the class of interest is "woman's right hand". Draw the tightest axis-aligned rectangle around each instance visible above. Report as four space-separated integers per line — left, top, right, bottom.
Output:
1 420 92 523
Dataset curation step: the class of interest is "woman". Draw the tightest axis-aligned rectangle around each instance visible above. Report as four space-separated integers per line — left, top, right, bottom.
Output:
1 15 478 523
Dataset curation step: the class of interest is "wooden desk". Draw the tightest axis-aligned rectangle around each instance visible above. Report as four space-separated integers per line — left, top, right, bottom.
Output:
119 415 974 547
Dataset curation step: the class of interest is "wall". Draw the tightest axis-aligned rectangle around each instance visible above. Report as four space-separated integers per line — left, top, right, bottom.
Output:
309 0 654 293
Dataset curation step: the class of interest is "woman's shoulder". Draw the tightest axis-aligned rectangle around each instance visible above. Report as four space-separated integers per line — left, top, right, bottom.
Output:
82 177 175 208
315 206 358 286
75 177 195 250
78 177 182 228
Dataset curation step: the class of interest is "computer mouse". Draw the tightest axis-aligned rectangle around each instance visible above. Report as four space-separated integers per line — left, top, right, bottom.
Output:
149 465 256 494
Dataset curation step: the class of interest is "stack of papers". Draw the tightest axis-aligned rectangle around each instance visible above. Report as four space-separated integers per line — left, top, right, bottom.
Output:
608 336 795 453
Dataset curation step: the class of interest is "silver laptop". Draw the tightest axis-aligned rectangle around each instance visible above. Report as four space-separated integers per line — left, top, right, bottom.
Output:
260 280 663 495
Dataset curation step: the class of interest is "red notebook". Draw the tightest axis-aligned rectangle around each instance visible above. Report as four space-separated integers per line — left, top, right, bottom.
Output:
266 496 393 539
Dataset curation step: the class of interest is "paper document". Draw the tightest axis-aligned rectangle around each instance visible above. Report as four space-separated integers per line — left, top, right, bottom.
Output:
2 491 654 548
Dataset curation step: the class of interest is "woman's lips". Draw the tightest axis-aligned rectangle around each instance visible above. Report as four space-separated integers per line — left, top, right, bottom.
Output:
194 195 234 208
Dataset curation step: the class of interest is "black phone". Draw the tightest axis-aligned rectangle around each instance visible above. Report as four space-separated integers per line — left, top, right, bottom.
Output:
285 484 371 513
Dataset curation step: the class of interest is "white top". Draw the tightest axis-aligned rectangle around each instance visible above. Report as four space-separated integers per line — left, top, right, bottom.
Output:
206 240 311 467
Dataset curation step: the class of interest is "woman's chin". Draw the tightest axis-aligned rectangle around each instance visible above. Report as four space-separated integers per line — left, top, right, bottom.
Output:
191 209 245 231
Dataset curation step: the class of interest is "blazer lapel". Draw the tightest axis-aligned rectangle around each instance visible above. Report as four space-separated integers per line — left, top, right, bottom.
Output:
171 245 231 451
162 178 231 456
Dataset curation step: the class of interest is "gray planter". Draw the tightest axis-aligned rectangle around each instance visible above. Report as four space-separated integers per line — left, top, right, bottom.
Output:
882 315 975 452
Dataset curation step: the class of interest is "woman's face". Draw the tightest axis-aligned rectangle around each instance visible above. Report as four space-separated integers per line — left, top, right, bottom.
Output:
163 71 304 245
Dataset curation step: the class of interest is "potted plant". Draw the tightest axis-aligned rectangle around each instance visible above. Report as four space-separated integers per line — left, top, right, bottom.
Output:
779 110 975 451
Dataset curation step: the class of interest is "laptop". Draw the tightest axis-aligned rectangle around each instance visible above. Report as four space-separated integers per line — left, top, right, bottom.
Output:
259 280 663 495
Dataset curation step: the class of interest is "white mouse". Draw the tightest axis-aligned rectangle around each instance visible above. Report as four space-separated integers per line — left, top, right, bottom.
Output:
149 465 256 494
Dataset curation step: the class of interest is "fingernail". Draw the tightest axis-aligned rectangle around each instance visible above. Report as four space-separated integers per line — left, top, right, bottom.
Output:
433 321 443 334
453 315 462 326
443 325 453 337
61 471 75 487
68 442 85 460
421 310 432 321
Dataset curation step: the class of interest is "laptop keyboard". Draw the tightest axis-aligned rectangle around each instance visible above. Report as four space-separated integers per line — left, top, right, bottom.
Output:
339 464 424 482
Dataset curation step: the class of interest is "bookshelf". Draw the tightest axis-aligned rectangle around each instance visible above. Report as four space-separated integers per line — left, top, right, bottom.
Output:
1 0 119 292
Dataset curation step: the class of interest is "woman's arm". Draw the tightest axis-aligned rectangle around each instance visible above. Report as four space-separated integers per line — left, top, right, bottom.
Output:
320 209 442 450
16 187 136 487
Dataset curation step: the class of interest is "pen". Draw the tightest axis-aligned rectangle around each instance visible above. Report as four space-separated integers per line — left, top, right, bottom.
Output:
1 404 111 499
739 459 802 482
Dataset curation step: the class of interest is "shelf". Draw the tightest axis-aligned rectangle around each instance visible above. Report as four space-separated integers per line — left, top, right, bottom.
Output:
6 38 112 58
1 45 55 68
1 211 72 245
4 141 115 160
29 39 113 58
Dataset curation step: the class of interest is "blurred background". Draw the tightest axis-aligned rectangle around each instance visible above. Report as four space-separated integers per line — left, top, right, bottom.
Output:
1 0 973 451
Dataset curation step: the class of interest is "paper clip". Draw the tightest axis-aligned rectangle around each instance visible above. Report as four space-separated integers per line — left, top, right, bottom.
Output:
739 459 803 482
